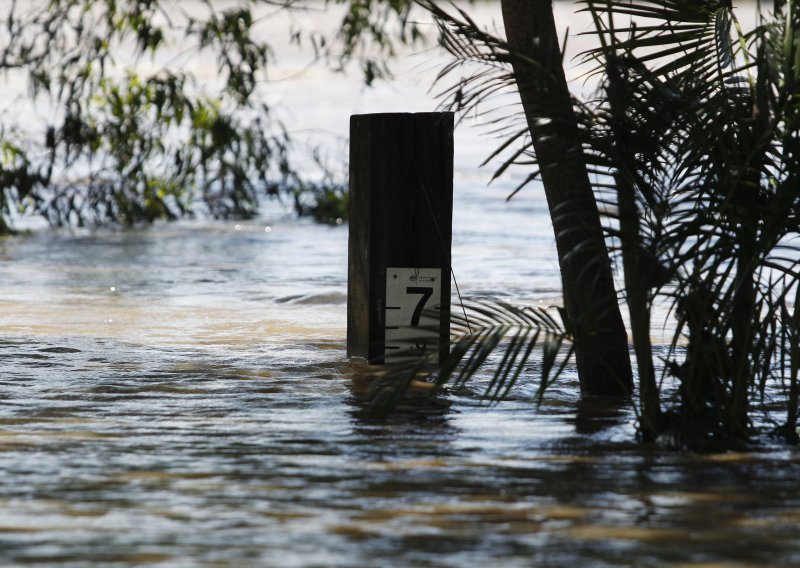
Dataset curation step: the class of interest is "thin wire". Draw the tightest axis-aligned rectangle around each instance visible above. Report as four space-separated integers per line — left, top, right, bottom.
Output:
417 171 473 334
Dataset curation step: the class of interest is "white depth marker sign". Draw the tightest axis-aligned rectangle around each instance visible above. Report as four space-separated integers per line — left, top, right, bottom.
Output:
384 267 441 364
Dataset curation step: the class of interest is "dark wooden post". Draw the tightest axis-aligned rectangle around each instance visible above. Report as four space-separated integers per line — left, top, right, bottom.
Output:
347 112 454 365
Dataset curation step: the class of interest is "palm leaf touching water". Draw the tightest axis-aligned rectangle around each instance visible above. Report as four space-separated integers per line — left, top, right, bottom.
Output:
369 298 574 415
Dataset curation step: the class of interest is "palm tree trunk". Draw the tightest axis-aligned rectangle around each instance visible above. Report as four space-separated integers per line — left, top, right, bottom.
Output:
500 0 632 395
786 287 800 441
606 58 662 438
728 254 754 437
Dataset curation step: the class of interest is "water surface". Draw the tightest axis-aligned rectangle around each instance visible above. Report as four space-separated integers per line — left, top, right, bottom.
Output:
2 186 799 567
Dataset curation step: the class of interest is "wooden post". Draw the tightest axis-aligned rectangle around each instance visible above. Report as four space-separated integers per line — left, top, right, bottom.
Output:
347 112 454 365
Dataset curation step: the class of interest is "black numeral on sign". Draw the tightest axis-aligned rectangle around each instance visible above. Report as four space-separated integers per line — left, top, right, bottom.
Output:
406 286 433 326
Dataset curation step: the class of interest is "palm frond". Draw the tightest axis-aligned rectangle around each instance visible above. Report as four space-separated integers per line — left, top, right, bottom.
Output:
418 0 598 199
368 298 574 415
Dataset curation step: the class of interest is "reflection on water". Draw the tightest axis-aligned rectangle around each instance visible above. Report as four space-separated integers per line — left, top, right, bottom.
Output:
2 198 800 567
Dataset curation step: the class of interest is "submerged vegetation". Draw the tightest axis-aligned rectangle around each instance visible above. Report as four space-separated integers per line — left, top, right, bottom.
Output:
0 1 284 231
375 0 800 448
0 0 416 233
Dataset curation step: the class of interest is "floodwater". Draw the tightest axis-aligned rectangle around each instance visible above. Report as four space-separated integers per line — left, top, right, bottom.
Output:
2 2 800 567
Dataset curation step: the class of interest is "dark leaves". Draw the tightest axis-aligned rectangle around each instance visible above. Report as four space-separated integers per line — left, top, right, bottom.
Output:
369 298 574 415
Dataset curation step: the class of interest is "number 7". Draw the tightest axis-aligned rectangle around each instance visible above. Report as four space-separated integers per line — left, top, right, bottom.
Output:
406 286 434 327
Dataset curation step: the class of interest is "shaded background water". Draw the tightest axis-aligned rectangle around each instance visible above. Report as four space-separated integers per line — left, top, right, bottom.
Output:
2 2 800 566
